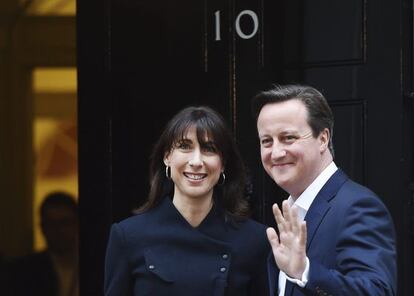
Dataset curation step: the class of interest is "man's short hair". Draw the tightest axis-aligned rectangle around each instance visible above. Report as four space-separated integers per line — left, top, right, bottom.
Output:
40 191 78 219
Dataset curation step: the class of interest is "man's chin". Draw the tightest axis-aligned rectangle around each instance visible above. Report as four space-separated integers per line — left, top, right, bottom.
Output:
50 246 76 255
272 177 291 191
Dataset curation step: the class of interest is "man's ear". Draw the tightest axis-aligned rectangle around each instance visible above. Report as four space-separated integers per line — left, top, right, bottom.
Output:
319 128 330 153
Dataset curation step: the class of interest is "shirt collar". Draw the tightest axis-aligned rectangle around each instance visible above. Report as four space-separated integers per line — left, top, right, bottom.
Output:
287 161 338 219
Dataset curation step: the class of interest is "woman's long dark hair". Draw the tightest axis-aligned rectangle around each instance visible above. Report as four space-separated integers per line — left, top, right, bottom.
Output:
137 106 250 219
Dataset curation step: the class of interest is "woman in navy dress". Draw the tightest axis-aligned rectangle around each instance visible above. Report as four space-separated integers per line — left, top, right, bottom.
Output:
104 106 270 296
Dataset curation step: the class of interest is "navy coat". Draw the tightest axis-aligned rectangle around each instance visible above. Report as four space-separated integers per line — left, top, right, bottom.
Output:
104 197 270 296
268 169 397 296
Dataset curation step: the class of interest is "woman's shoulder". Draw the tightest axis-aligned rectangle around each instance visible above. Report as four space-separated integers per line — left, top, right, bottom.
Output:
110 207 159 238
238 216 267 230
230 217 270 255
232 216 268 240
117 207 157 225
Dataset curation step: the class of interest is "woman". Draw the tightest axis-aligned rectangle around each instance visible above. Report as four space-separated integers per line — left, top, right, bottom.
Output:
104 106 270 296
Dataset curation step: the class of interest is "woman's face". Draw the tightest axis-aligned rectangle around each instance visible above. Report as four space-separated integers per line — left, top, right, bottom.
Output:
164 125 223 202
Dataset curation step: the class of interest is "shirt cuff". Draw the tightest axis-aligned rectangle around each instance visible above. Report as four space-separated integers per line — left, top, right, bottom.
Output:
285 257 309 288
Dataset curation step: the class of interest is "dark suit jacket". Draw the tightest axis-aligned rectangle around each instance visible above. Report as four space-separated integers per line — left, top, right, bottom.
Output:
6 250 58 296
268 169 397 296
104 197 270 296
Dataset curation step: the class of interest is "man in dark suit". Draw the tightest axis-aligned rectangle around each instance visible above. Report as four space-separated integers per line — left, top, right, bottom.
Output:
7 191 79 296
252 84 397 296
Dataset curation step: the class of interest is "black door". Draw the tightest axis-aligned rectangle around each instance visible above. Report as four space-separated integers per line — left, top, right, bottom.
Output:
77 0 413 295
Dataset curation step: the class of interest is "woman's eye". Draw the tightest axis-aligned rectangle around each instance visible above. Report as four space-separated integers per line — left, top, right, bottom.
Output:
176 141 191 149
203 144 217 153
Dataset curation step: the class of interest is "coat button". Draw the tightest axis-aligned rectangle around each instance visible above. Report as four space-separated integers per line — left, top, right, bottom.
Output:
220 267 226 272
222 254 228 259
148 265 155 270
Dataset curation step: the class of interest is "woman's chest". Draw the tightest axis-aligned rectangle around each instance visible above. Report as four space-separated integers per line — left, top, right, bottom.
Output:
128 231 256 296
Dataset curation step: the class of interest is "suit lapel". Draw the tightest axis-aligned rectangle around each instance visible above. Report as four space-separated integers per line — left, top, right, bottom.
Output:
305 169 348 250
267 253 279 296
272 169 349 296
284 279 294 296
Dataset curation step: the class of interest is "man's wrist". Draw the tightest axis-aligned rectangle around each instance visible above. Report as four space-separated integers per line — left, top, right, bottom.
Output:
285 257 310 288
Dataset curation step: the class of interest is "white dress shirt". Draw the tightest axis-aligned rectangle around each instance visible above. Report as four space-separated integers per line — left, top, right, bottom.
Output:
278 161 338 296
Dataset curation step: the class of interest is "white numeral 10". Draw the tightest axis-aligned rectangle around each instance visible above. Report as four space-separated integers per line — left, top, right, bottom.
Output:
214 10 259 41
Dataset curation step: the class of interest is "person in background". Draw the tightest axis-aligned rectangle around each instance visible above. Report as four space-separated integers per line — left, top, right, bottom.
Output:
104 106 270 296
251 84 397 296
7 191 79 296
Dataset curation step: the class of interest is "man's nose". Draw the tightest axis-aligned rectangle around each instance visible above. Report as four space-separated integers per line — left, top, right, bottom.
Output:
271 142 287 160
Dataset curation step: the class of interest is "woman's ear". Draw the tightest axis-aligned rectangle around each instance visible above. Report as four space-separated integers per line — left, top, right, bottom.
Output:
163 152 170 166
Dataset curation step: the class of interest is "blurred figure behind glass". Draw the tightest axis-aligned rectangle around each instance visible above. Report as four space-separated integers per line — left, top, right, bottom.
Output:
7 191 79 296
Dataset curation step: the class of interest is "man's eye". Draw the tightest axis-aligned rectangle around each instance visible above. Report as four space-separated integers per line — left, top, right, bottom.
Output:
282 135 298 143
260 138 272 147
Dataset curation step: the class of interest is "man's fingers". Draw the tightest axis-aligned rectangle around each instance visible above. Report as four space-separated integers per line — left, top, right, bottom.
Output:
266 227 280 249
282 200 290 219
299 221 307 246
290 205 299 233
282 200 293 232
272 203 284 225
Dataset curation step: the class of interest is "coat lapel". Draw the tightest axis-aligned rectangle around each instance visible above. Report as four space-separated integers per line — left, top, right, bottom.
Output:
304 169 348 250
283 170 348 296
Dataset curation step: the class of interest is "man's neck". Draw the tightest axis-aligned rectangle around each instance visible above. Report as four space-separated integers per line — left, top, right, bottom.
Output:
51 250 77 267
291 154 333 200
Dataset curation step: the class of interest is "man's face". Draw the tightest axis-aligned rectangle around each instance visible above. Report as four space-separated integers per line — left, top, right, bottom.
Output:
257 99 328 198
41 206 78 255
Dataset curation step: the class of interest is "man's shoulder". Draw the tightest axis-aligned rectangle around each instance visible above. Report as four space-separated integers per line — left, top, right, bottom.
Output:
8 250 54 275
12 250 50 264
333 173 388 210
338 176 377 198
327 169 375 196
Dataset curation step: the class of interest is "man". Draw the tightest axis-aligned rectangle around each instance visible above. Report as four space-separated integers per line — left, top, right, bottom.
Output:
7 191 79 296
252 84 397 296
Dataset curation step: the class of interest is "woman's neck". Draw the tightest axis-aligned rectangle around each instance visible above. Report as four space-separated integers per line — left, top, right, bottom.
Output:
173 194 213 227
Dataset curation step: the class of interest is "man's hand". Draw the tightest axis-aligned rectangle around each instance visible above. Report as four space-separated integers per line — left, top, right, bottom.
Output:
267 200 307 279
